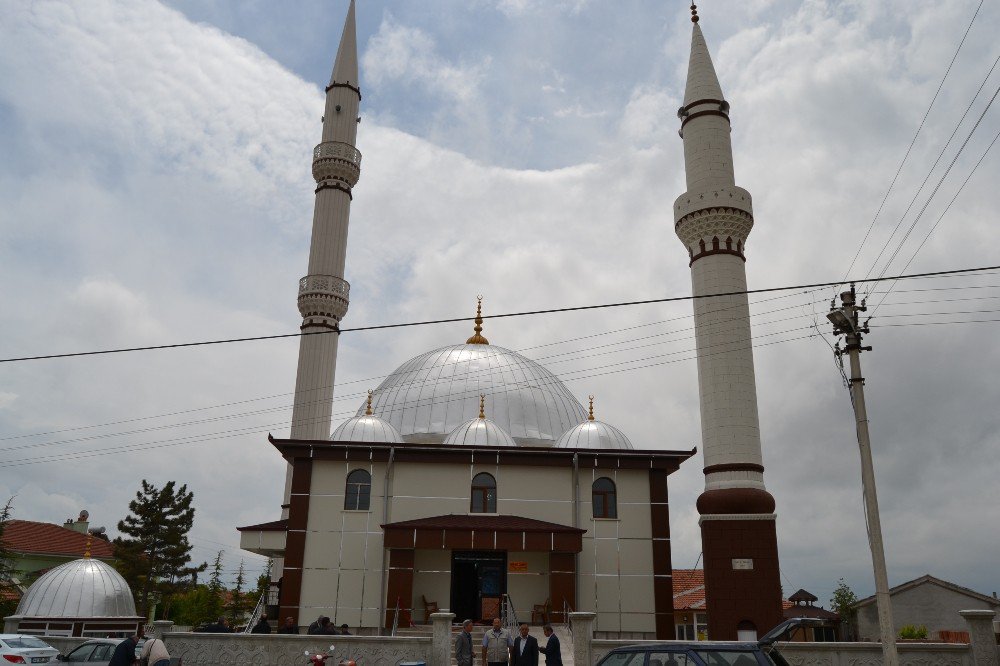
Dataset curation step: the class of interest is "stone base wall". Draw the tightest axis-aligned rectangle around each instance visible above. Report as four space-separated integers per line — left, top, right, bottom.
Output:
163 632 431 666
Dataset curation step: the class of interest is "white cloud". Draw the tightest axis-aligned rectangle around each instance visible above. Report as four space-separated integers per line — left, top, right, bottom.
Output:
363 13 490 104
0 0 997 600
0 393 17 410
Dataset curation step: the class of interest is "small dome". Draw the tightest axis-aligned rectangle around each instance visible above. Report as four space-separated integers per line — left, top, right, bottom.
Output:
331 415 404 443
555 420 634 449
332 389 404 443
15 557 137 618
444 417 517 448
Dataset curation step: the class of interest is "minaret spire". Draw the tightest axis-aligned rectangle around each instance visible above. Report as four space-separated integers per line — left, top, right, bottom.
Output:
330 0 358 88
672 9 782 641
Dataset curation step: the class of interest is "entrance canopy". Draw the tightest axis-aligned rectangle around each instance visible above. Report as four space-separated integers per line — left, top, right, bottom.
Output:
382 514 585 553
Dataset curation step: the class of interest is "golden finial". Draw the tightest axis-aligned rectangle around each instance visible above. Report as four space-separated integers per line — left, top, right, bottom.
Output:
690 3 699 23
84 533 92 559
588 395 596 421
365 389 374 416
479 394 486 419
466 296 489 345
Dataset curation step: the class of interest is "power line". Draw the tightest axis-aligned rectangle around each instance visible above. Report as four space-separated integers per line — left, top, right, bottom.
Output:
837 0 986 290
4 306 999 468
863 50 1000 289
5 284 999 452
2 264 998 365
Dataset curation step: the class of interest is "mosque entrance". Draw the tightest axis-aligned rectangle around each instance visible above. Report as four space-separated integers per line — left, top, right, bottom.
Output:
451 551 506 622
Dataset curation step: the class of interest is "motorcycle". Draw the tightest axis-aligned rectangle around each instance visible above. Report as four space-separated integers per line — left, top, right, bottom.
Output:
303 645 357 666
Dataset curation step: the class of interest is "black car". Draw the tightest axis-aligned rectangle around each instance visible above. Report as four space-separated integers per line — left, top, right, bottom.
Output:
595 618 826 666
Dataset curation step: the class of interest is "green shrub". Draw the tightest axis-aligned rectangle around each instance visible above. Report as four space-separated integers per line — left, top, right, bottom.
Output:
899 624 928 639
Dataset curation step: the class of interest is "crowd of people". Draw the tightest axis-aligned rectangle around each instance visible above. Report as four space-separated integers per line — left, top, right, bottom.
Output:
456 617 562 666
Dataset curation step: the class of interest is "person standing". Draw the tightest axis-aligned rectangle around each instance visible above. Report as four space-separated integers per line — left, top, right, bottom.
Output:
539 625 562 666
512 623 539 666
455 619 474 666
276 616 299 634
138 636 171 666
482 617 512 666
251 614 272 634
108 635 139 666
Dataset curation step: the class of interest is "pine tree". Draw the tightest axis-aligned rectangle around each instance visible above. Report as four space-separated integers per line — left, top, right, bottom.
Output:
113 480 205 615
227 559 248 625
204 550 225 623
0 498 18 618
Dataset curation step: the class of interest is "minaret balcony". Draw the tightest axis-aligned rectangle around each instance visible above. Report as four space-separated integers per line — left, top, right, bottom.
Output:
298 274 350 321
313 141 362 187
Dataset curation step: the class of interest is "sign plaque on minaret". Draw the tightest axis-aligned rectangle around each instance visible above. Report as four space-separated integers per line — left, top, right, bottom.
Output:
673 5 783 640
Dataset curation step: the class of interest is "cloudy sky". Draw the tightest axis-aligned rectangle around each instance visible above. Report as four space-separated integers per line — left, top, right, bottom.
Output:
1 0 998 607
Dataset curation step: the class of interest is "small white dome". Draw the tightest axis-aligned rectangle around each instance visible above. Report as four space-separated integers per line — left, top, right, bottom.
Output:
14 557 137 618
555 420 634 450
444 417 517 448
331 415 403 443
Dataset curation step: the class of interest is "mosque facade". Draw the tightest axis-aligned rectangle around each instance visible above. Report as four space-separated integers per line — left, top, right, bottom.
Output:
239 1 782 641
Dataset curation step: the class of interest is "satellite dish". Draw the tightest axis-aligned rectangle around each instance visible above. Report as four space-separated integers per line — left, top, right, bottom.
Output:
78 510 89 521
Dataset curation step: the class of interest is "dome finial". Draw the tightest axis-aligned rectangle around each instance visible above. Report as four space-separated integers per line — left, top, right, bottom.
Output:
690 3 699 23
365 389 373 416
479 394 486 419
588 395 596 421
466 295 489 345
84 533 92 559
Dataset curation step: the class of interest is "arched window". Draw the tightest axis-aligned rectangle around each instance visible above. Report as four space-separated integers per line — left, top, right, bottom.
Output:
736 620 758 641
592 477 617 519
471 473 497 513
345 469 371 511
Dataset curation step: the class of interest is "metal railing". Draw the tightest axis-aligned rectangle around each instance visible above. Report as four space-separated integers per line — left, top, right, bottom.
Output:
243 591 267 634
562 599 574 638
390 596 401 637
501 594 518 635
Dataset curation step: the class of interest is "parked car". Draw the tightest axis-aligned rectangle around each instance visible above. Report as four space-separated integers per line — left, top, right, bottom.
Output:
594 618 826 666
54 638 121 664
0 634 59 664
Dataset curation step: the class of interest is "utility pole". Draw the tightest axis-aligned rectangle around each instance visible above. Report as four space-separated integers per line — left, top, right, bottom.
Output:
827 284 899 666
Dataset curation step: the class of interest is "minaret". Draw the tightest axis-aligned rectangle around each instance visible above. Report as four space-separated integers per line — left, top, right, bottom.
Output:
286 0 361 474
673 5 782 639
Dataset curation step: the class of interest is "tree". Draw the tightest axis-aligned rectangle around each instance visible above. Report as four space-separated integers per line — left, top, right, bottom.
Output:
830 578 860 641
0 498 18 618
227 559 249 625
254 558 273 607
203 550 225 623
113 480 205 616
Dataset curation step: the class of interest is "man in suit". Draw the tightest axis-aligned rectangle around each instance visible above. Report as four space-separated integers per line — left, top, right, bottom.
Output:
539 624 562 666
455 619 475 666
512 623 539 666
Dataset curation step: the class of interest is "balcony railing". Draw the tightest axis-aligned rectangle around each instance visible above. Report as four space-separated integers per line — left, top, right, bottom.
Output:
313 141 362 167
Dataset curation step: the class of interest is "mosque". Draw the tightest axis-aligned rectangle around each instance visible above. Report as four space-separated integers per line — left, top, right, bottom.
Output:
239 1 783 641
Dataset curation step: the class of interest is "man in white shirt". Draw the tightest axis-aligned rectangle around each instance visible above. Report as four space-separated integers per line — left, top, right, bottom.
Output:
482 617 512 666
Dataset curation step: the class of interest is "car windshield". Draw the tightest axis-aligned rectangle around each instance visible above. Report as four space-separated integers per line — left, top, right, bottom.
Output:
695 650 771 666
598 651 647 666
3 637 52 649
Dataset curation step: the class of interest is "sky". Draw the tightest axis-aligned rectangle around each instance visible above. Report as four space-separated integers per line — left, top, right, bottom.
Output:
0 0 998 609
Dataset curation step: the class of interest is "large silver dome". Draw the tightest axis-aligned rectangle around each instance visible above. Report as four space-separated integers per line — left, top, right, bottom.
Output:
14 557 137 618
362 343 587 446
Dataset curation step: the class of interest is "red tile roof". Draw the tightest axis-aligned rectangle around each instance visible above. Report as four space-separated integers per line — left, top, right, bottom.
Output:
382 514 585 533
672 569 797 611
672 569 706 610
2 520 115 559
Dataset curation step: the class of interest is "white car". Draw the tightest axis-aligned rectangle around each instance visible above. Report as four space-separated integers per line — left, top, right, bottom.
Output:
0 634 58 664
